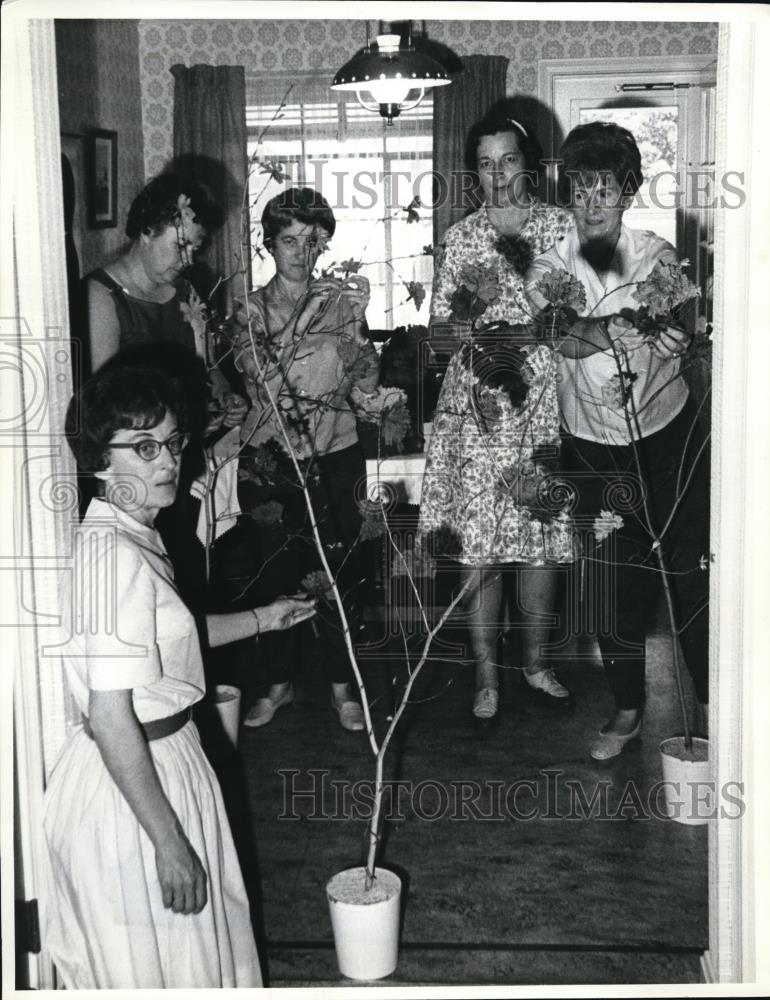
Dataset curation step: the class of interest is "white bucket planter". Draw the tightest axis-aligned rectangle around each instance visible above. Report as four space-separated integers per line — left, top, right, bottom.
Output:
326 866 401 980
213 685 241 750
658 736 711 826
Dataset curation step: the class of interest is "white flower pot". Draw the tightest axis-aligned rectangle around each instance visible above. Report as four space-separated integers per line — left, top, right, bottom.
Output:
658 736 711 826
213 685 241 750
326 866 401 980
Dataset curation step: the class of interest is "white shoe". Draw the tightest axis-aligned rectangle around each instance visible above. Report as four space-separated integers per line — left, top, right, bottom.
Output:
332 698 365 732
589 719 642 760
243 685 294 728
523 669 572 702
472 687 499 721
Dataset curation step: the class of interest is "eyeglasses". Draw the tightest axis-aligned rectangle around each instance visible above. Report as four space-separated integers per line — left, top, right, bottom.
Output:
108 432 190 462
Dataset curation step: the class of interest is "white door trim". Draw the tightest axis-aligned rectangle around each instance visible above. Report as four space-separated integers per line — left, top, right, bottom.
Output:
2 11 76 991
707 17 770 984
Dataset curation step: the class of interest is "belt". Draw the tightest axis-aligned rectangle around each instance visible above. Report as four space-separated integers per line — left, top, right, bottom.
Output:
81 706 192 742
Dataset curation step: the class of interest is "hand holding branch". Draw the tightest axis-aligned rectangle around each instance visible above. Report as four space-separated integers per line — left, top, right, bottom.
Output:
295 278 344 335
338 274 371 325
258 594 318 632
221 391 249 428
647 324 692 360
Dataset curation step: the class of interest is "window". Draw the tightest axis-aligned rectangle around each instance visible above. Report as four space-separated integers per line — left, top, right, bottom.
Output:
246 74 434 330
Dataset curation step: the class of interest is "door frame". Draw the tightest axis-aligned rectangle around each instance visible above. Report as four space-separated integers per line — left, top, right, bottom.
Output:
3 12 74 991
3 12 768 991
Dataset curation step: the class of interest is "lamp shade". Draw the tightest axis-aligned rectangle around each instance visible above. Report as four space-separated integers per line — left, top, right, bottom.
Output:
331 33 450 122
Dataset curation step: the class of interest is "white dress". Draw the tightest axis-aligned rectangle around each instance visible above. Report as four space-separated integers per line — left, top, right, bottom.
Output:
42 499 262 989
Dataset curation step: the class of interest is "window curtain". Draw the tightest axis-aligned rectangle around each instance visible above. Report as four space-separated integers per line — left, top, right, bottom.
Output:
171 65 247 315
432 55 509 246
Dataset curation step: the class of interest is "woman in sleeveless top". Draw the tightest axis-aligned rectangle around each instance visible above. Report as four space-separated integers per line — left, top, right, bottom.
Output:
84 172 246 426
83 174 247 608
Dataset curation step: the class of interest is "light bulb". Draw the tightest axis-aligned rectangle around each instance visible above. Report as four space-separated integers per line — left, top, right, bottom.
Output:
375 34 401 55
366 77 413 105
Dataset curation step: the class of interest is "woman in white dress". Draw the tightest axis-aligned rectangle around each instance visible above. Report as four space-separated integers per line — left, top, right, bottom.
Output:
42 363 316 989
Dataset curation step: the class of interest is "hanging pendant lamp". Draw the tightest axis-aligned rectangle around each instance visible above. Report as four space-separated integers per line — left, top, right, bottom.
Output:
331 23 451 125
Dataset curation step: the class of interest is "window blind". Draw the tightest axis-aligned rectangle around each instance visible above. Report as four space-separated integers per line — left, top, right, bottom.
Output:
246 72 433 142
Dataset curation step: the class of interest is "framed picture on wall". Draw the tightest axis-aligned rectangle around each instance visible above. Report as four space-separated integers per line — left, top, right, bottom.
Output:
87 128 117 228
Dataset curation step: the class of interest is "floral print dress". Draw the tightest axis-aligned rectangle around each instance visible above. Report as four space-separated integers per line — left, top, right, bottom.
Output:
419 201 575 566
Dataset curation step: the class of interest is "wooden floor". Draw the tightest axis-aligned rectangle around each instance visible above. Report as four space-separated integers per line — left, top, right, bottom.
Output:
201 596 708 989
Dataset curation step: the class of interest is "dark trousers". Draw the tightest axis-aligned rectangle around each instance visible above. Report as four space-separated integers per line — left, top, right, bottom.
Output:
561 399 710 709
212 442 366 693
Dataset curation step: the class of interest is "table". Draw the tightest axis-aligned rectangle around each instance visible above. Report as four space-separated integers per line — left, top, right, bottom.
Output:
365 454 427 506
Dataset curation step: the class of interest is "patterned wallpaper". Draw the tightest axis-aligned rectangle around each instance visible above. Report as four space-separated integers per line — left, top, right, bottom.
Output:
138 17 719 177
56 20 145 275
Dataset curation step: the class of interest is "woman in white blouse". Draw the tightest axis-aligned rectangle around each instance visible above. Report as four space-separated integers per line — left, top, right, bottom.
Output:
42 364 316 989
527 121 709 760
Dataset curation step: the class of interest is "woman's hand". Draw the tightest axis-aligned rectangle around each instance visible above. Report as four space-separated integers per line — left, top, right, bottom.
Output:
257 595 317 632
203 400 226 438
338 274 370 325
606 314 635 340
606 315 647 353
155 831 208 914
647 324 692 360
87 688 210 916
234 344 260 379
207 599 315 647
295 278 342 335
221 391 249 428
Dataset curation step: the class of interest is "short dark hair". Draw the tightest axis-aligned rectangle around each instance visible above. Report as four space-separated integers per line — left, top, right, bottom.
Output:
557 121 644 204
65 364 188 474
261 187 336 243
465 113 542 181
125 173 222 240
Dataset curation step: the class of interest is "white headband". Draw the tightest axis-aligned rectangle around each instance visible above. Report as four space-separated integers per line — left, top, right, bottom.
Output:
506 117 529 139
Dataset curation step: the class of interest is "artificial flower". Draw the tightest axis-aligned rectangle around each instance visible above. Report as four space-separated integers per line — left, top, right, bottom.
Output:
405 280 426 312
633 259 700 316
592 509 624 542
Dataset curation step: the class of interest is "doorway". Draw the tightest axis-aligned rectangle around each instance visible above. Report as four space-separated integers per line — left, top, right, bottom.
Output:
5 20 765 990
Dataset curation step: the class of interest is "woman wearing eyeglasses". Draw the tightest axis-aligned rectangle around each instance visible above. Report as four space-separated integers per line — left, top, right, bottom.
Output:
42 364 316 989
82 175 248 609
84 172 246 424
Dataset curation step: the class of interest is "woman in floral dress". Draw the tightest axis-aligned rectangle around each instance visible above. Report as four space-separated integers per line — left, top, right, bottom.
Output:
418 112 574 726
